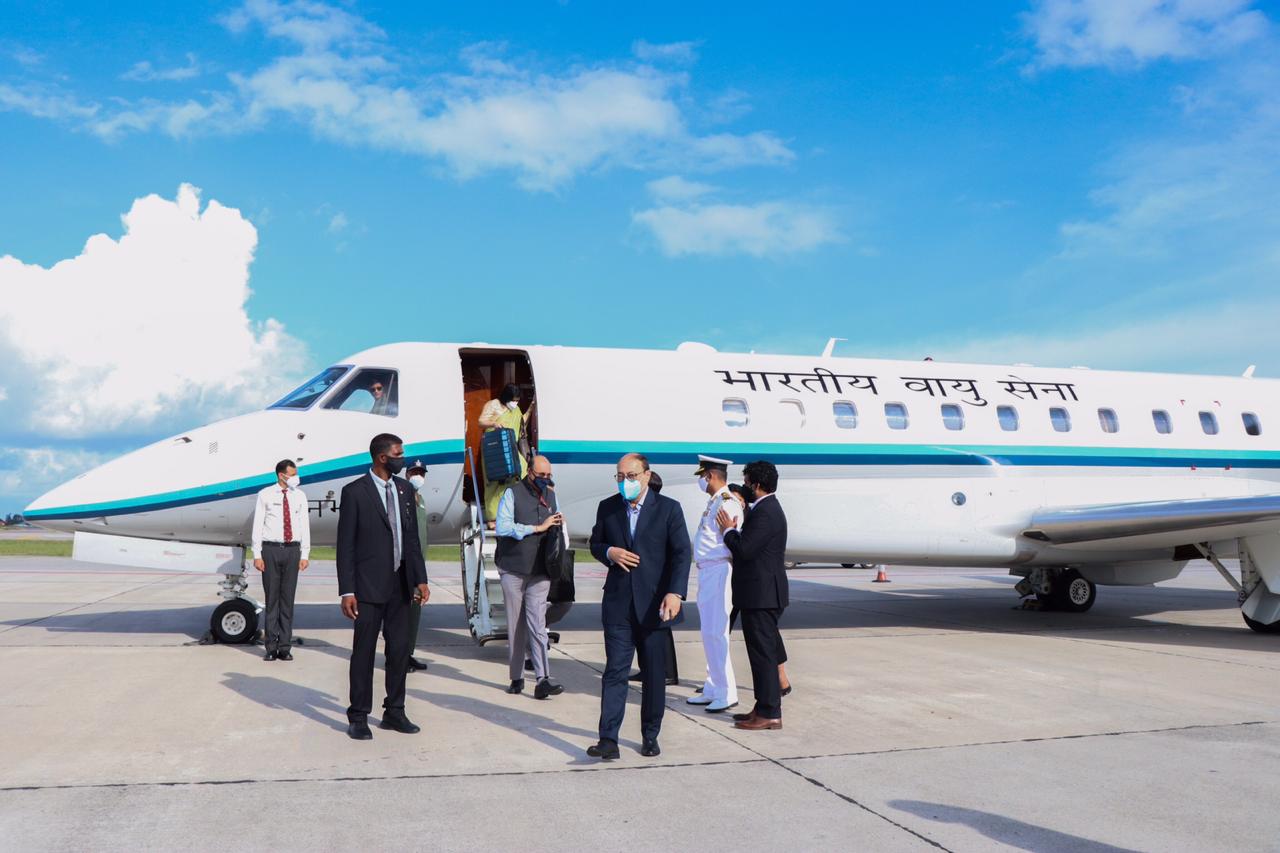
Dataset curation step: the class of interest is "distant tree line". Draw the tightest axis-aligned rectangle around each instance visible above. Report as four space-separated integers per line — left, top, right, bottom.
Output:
2 513 26 526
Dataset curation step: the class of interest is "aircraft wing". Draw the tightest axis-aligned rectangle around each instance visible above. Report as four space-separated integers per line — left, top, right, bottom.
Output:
1022 494 1280 546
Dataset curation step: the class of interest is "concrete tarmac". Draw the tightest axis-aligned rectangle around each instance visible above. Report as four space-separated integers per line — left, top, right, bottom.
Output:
1 556 1278 852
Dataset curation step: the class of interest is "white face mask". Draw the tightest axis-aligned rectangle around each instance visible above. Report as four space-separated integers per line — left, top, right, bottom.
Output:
696 475 709 493
408 475 425 491
285 475 300 489
506 401 519 410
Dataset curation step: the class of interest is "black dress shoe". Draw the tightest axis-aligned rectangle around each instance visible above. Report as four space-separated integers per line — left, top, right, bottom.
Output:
628 670 643 682
263 650 278 661
640 739 661 757
347 720 372 740
781 685 792 697
524 658 534 672
586 740 620 760
664 676 679 686
278 651 293 661
507 679 524 694
534 678 564 700
379 713 421 734
407 657 429 672
547 631 560 644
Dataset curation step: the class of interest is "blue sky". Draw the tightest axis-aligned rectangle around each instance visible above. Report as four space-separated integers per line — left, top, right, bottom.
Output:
2 0 1279 511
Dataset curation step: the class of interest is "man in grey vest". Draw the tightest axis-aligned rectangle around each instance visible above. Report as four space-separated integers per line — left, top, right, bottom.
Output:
495 454 566 699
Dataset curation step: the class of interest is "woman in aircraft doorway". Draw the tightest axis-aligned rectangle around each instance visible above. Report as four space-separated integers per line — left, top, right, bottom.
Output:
480 383 533 525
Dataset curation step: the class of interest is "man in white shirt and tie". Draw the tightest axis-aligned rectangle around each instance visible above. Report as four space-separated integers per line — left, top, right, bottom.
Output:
251 459 311 661
686 455 742 713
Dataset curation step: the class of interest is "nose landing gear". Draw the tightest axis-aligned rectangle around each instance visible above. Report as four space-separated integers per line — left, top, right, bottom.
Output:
208 567 261 644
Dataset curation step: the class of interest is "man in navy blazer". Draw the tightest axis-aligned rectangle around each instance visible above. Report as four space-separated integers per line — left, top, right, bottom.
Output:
337 433 430 741
587 452 692 759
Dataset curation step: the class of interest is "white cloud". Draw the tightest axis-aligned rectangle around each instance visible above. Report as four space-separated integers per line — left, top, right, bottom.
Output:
2 1 793 190
121 53 202 82
327 211 348 232
634 200 842 258
1024 0 1269 69
895 298 1280 376
0 83 97 121
0 184 307 439
0 447 114 510
11 46 43 67
646 175 716 202
631 39 700 64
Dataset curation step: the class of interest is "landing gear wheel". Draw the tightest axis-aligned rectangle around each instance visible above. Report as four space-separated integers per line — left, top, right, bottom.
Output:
1243 613 1280 634
1052 569 1096 613
211 599 258 644
842 563 856 568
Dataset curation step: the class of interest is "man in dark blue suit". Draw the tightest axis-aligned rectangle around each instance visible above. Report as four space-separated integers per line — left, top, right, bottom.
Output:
587 453 692 759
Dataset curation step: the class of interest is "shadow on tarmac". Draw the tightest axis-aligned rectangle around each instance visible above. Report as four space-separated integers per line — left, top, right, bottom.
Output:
890 800 1143 853
219 672 349 732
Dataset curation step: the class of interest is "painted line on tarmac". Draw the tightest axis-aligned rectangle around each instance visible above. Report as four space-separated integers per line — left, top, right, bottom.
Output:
0 575 191 635
774 719 1277 763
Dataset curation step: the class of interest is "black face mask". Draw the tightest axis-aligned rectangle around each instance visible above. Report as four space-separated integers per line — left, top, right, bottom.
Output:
742 484 757 504
384 456 407 475
533 476 554 492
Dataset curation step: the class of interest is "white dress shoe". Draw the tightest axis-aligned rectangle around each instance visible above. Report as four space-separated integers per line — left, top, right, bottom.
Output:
685 694 714 705
705 700 739 713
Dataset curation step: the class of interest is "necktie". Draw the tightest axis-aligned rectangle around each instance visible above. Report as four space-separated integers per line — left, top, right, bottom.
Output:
282 489 293 542
385 481 401 569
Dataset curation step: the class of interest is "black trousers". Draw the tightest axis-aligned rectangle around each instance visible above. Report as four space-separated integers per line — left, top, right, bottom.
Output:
600 613 669 743
741 607 785 719
348 585 412 722
261 542 300 653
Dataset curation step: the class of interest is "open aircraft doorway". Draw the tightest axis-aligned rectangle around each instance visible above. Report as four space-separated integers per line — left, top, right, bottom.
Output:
458 348 539 644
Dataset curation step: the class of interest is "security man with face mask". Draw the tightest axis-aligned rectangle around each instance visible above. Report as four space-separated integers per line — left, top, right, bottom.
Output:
405 462 430 672
251 459 310 661
495 455 565 699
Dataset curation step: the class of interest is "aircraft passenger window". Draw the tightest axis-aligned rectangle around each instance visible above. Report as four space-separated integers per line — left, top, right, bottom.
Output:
1199 411 1219 435
940 403 964 431
1152 410 1172 434
1049 407 1071 432
723 399 749 428
832 401 858 429
269 366 350 410
1098 408 1120 434
884 402 909 430
997 405 1019 431
780 399 806 428
1243 412 1262 436
324 368 399 416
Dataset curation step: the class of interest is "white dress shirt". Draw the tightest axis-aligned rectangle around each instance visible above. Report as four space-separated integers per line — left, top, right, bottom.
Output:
251 482 311 560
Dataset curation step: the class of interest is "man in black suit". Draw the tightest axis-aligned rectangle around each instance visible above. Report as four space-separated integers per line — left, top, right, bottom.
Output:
587 453 692 759
716 460 788 730
337 433 430 740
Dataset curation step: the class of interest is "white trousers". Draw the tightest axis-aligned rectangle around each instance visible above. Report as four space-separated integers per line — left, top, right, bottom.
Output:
696 561 737 704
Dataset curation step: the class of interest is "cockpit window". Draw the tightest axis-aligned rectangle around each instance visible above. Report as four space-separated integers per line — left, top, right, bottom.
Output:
324 368 399 417
269 366 350 410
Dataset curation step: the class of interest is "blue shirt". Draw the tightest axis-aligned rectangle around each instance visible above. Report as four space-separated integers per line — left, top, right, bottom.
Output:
368 469 402 570
627 488 648 537
496 484 558 540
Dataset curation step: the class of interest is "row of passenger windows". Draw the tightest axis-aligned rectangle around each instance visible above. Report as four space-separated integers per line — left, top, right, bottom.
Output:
722 398 1263 436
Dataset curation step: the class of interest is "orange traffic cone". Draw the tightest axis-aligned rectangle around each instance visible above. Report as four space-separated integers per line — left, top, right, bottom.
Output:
872 565 891 583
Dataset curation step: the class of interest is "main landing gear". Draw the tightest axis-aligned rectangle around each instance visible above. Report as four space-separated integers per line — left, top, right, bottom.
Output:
1195 539 1280 635
1014 567 1097 613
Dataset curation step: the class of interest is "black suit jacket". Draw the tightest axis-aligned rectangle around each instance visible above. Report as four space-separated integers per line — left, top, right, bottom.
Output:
724 494 789 610
589 491 692 628
336 474 430 603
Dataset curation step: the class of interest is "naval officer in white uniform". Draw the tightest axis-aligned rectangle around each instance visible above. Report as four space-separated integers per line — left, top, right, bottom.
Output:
687 455 742 713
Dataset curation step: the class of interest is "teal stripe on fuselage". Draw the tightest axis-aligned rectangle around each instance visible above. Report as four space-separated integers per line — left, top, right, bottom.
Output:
24 439 465 521
26 437 1280 521
539 439 1280 470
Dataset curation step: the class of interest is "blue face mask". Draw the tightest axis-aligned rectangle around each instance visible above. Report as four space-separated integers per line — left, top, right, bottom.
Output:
534 477 553 492
618 478 642 501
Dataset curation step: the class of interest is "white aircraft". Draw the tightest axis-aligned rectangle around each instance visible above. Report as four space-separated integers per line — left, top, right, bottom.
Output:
23 341 1280 643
